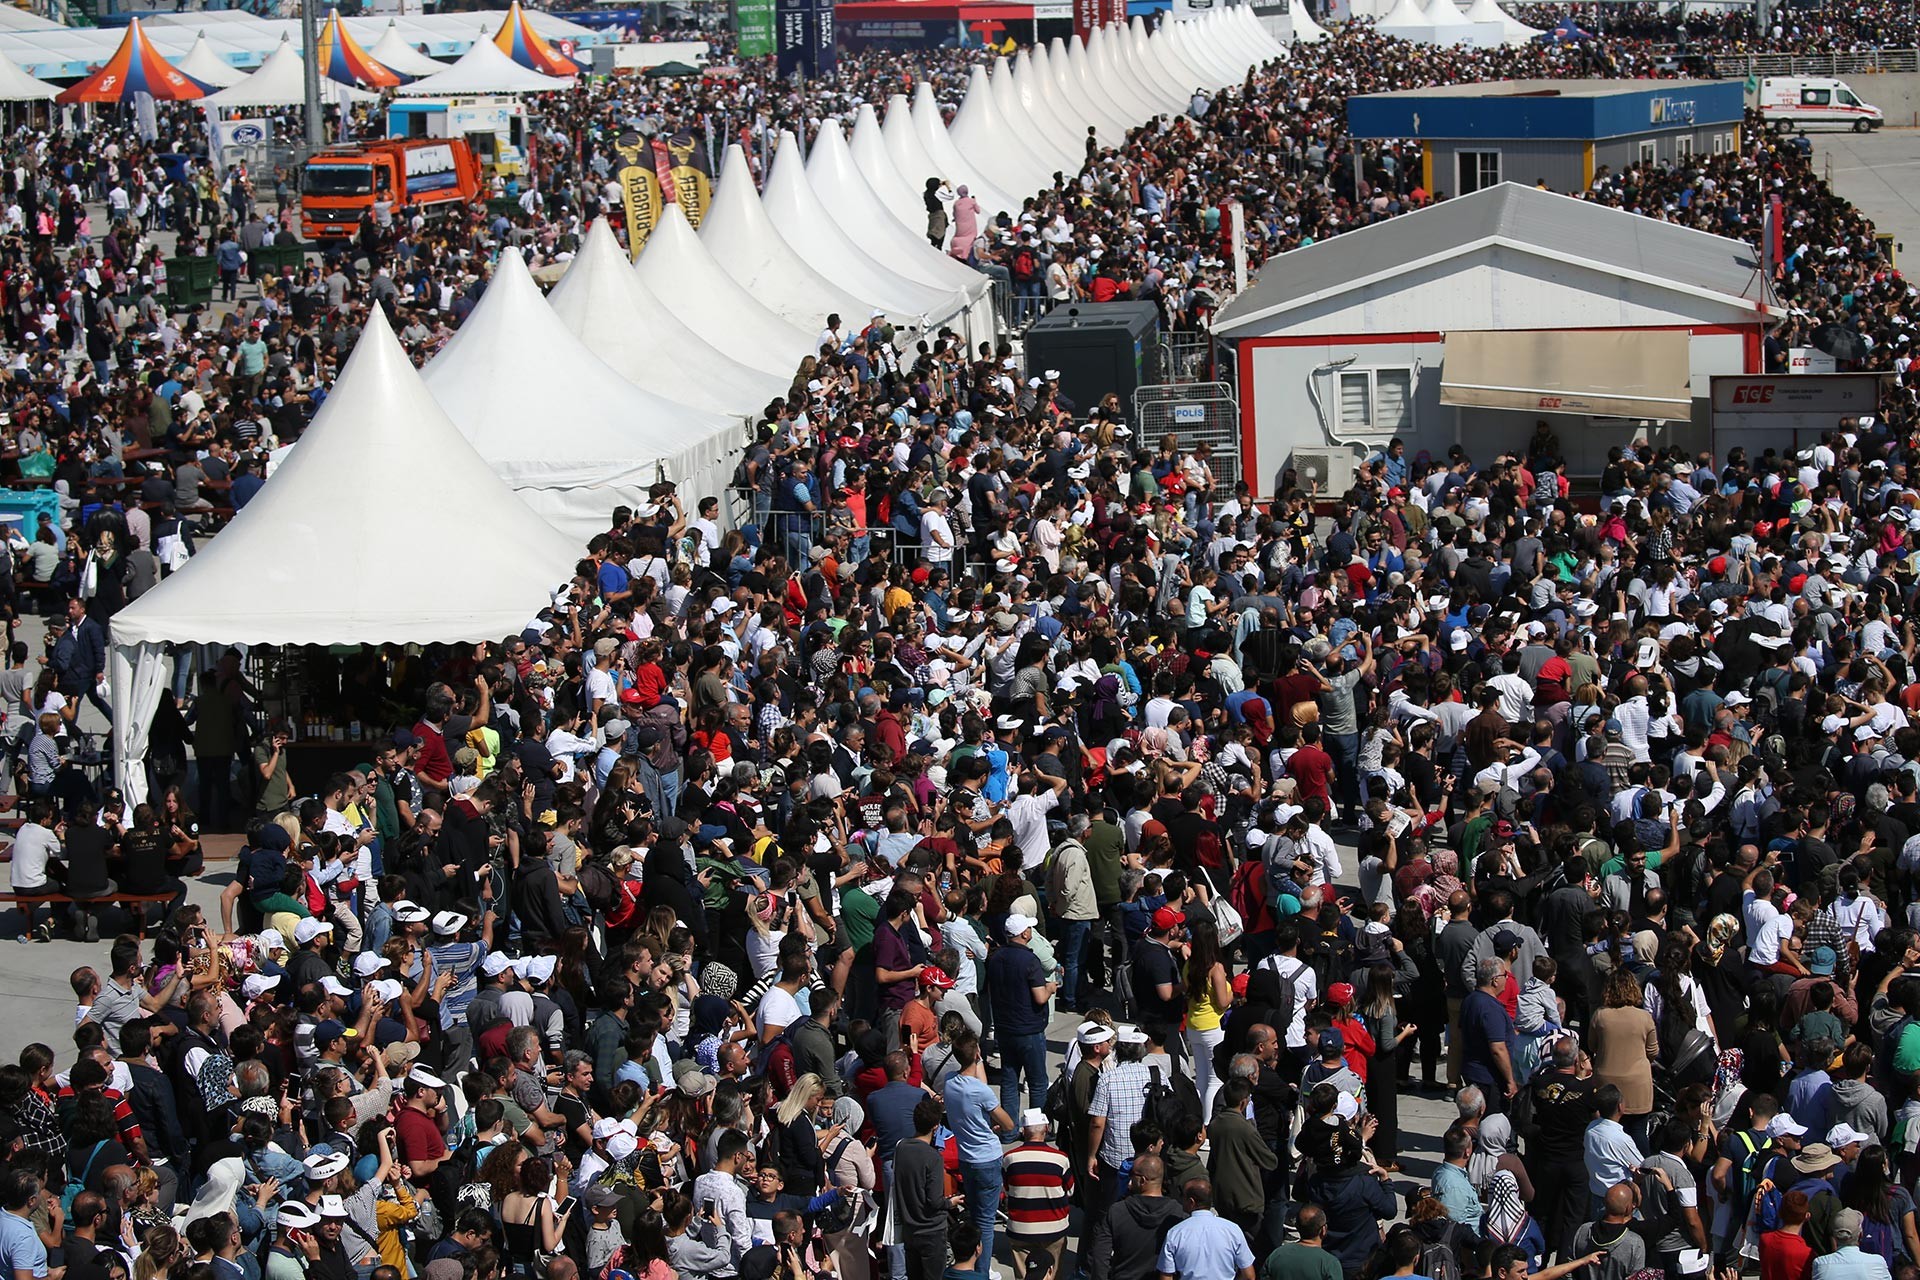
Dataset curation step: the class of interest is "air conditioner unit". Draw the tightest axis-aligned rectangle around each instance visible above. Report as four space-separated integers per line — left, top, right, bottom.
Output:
1288 449 1356 497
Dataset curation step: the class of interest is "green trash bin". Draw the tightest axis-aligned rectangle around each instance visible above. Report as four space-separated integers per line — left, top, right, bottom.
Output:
487 196 520 221
168 255 213 306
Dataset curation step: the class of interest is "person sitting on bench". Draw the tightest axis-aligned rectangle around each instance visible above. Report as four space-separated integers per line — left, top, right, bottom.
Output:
11 795 65 943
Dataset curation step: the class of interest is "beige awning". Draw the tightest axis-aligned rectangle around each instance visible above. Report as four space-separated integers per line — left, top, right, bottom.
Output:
1439 329 1695 422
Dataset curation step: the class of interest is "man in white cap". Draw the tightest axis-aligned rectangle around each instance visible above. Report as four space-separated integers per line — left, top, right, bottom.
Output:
987 911 1057 1119
1086 1026 1159 1206
1003 1107 1073 1280
1068 1022 1114 1205
312 1194 356 1280
423 905 494 1073
393 1067 452 1220
287 917 334 994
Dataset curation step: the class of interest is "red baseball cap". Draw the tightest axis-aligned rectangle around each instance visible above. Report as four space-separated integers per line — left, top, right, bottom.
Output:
1709 556 1727 576
1151 906 1186 933
619 687 644 706
919 967 956 991
1328 982 1355 1006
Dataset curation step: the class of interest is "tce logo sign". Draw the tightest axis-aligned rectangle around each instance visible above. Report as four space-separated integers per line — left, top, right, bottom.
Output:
1730 385 1776 404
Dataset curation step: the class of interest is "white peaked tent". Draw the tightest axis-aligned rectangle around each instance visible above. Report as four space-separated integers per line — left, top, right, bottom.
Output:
175 32 245 89
635 202 814 380
1089 27 1158 123
369 21 447 78
1283 2 1330 43
910 82 1018 219
1146 22 1214 101
949 64 1051 200
1118 22 1183 112
699 142 880 336
1249 4 1300 53
0 50 55 100
203 36 372 108
1126 19 1190 107
396 31 570 94
1200 9 1258 78
546 219 788 418
1423 0 1478 31
108 305 578 806
805 123 996 343
421 249 738 541
1011 49 1082 166
879 94 952 229
1462 0 1542 42
1374 0 1438 41
1063 36 1135 145
850 103 931 238
1042 39 1119 145
1164 15 1229 87
761 129 966 328
990 55 1073 175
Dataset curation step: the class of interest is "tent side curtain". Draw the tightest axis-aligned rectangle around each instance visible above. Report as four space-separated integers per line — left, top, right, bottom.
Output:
110 640 174 809
1437 328 1693 422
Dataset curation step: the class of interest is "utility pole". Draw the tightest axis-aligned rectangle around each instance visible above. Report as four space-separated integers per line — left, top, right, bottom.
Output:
301 0 323 149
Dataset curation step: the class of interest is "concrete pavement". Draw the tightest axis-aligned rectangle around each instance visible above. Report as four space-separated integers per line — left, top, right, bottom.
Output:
1810 125 1920 262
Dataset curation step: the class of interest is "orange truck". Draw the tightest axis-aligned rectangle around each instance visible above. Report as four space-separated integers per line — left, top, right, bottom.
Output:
300 138 483 241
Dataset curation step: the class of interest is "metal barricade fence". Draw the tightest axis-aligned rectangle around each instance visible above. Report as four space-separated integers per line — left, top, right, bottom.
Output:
1710 48 1919 76
1132 382 1245 488
1145 332 1220 385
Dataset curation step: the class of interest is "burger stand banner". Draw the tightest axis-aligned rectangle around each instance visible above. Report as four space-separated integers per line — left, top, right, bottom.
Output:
615 129 715 259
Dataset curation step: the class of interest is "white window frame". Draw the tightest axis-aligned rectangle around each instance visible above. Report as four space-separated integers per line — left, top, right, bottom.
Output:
1457 149 1501 195
1637 139 1657 165
1712 132 1725 155
1675 135 1694 159
1334 365 1416 436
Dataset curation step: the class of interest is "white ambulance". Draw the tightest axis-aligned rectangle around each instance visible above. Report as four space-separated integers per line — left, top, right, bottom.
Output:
1757 76 1884 132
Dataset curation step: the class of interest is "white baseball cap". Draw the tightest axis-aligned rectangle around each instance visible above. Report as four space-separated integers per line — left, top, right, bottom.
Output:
294 918 333 945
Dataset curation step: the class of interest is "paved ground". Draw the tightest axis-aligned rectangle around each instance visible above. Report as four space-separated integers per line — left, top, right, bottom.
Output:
1810 125 1920 262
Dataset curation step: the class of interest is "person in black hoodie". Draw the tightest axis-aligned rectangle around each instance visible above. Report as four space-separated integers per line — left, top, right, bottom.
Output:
640 817 708 948
62 799 115 942
1084 1152 1188 1280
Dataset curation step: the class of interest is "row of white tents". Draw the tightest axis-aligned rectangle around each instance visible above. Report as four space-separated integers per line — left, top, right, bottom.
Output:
1373 0 1545 45
104 6 1287 802
0 17 564 103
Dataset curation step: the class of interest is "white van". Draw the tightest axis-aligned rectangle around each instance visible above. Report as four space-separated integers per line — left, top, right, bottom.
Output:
1757 76 1884 132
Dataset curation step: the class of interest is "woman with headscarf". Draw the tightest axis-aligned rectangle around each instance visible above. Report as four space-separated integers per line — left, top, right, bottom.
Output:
1474 1113 1551 1266
923 178 950 249
948 185 981 263
822 1094 876 1280
1694 913 1751 1048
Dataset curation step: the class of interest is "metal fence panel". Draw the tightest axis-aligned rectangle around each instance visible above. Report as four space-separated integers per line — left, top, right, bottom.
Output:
1133 381 1243 487
1710 49 1918 76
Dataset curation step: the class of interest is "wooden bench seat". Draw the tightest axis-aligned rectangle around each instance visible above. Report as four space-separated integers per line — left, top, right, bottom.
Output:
0 889 177 938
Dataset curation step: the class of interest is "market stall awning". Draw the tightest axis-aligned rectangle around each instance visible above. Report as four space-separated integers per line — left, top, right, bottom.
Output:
1438 328 1693 421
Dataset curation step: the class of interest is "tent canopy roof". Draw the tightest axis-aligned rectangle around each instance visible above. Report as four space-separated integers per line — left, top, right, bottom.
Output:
396 29 572 94
109 305 575 649
420 248 732 490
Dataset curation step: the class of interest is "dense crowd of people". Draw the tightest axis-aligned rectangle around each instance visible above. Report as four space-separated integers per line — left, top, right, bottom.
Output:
6 11 1920 1280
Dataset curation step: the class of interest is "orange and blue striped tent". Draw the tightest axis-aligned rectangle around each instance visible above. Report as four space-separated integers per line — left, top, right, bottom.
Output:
56 18 204 104
492 1 579 77
314 10 404 88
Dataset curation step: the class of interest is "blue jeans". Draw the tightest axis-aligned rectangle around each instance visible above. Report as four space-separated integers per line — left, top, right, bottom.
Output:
1054 917 1090 1005
999 1027 1049 1119
959 1158 1003 1275
1325 731 1360 818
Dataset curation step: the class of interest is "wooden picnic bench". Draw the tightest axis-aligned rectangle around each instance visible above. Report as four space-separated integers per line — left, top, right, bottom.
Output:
0 889 178 939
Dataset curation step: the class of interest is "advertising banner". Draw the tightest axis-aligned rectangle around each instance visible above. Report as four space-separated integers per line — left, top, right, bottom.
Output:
613 131 664 260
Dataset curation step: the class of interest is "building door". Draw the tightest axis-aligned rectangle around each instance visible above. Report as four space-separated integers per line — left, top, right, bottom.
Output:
1457 150 1500 195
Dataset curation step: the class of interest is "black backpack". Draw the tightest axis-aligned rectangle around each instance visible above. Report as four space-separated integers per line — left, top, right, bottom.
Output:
1144 1064 1202 1133
1042 1063 1077 1147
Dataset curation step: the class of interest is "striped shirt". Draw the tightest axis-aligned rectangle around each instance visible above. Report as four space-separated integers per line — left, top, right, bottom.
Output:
1001 1141 1073 1241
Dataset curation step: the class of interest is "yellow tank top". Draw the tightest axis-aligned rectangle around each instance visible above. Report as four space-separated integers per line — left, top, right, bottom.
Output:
1188 967 1223 1031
